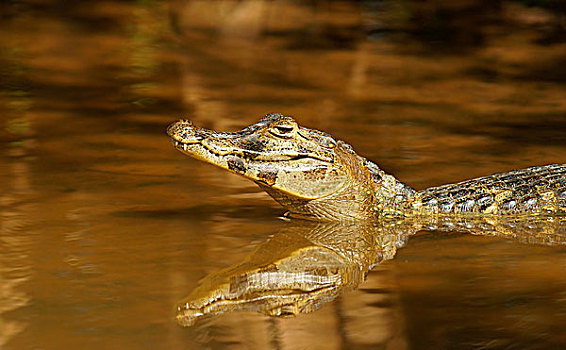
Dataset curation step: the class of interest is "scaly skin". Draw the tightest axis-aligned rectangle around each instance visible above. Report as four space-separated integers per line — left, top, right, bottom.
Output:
167 113 566 222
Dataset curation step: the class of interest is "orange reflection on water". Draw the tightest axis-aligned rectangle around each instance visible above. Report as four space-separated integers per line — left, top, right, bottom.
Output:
0 0 565 349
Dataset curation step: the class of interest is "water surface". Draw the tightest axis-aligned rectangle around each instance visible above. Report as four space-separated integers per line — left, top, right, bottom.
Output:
1 1 566 349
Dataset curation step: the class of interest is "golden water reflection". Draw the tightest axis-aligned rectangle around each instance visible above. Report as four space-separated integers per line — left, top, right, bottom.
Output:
177 216 566 327
0 0 566 349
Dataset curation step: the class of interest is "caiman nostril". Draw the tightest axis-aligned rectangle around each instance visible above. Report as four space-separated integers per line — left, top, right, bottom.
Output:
166 122 179 137
167 120 194 136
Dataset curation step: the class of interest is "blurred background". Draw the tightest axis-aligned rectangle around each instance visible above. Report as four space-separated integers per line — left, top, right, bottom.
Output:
1 1 565 349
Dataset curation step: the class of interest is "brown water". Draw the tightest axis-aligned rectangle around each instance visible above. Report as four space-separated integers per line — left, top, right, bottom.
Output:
1 1 566 349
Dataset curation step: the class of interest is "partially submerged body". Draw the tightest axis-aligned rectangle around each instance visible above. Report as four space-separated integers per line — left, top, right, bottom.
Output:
167 113 566 222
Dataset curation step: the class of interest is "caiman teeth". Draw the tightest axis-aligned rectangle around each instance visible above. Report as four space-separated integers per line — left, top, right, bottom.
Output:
174 141 190 151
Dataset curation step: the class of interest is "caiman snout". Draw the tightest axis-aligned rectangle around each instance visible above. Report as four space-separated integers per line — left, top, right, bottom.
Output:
167 120 210 147
166 119 192 136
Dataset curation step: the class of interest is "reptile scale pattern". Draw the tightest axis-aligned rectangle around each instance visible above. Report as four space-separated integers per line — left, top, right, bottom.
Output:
416 164 566 216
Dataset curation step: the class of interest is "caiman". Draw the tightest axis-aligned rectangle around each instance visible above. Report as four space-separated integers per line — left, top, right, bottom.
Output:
168 113 566 326
167 113 566 223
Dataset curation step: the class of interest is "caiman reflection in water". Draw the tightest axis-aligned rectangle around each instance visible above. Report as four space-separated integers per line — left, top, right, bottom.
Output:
169 114 566 326
177 217 565 326
176 220 412 326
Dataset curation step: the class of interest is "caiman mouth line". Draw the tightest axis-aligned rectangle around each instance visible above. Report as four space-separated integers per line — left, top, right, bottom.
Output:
177 284 339 315
172 139 331 163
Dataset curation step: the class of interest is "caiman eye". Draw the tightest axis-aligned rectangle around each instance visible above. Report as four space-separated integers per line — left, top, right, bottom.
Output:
269 123 296 138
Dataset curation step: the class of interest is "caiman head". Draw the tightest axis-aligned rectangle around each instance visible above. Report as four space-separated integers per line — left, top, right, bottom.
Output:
167 113 383 221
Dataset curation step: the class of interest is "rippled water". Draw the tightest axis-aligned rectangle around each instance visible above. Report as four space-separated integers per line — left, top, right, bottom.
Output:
1 1 566 349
